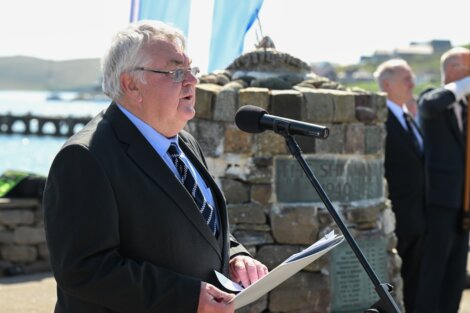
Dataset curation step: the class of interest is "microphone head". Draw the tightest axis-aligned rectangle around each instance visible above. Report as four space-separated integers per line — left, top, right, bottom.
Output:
235 105 268 133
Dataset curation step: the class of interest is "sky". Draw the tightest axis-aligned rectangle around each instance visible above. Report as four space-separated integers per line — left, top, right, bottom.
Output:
1 0 469 73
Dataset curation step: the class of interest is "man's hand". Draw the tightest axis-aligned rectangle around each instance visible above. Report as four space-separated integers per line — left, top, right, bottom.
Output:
197 282 235 313
446 76 470 100
229 255 269 288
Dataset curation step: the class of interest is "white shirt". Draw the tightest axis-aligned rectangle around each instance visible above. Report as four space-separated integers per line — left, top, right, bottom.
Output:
387 99 424 150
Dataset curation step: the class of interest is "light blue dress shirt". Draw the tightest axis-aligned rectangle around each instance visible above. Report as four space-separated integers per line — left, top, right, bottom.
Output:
116 104 217 210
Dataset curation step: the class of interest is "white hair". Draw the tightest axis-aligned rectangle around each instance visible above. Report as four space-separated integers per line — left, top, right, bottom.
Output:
101 20 186 100
373 59 411 91
440 47 470 84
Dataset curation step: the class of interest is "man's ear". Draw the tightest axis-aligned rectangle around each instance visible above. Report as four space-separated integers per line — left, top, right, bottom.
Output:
120 73 142 102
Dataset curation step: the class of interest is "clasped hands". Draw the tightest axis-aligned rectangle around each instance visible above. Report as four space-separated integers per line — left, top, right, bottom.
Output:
197 255 268 313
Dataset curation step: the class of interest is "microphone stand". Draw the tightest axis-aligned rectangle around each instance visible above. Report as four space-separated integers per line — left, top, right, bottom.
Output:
277 128 400 313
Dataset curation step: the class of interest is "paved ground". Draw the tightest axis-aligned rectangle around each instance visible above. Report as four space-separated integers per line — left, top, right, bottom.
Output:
1 272 470 313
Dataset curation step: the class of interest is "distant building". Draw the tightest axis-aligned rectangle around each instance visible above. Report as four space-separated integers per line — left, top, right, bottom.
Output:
368 50 393 64
429 40 452 53
394 44 433 60
360 39 453 65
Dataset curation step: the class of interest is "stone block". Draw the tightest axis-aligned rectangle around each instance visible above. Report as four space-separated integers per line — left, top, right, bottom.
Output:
365 124 386 154
232 224 271 232
192 120 225 157
274 155 384 203
372 92 388 122
0 230 14 244
330 235 390 312
382 207 396 235
245 157 273 184
1 245 37 262
269 272 330 313
224 125 252 154
35 206 45 227
295 136 316 153
345 205 380 225
0 209 34 227
254 132 287 157
270 205 318 244
233 230 274 246
221 179 250 204
213 82 244 122
345 123 365 154
298 87 335 123
355 93 378 123
14 227 46 245
238 87 270 111
270 90 302 120
227 203 266 224
331 90 356 123
250 184 272 204
315 124 345 154
223 154 250 181
257 244 304 270
204 157 227 182
195 84 221 119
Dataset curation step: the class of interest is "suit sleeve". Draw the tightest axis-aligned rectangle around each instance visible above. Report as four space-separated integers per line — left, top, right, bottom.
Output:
419 87 457 119
43 144 200 313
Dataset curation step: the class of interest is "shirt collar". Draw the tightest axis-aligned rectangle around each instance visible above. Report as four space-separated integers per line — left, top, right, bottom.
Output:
116 103 179 157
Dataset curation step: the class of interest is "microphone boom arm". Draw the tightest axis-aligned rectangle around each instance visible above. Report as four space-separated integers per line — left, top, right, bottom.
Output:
281 132 400 313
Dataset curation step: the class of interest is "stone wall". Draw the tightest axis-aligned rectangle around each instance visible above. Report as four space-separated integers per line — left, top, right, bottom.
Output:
189 79 403 313
0 199 49 276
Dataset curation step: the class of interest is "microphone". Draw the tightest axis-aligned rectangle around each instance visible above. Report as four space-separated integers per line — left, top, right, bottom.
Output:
235 105 329 139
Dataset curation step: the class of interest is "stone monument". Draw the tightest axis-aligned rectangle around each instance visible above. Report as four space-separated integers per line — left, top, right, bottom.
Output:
191 41 402 313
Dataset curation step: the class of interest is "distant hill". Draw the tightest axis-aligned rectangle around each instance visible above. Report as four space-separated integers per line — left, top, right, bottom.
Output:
0 56 101 91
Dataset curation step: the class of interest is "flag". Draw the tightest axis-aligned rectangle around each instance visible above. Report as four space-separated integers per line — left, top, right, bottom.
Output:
129 0 264 73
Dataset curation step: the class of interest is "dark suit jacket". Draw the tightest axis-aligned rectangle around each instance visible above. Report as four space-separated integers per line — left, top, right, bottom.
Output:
419 88 465 209
385 109 426 237
43 103 248 313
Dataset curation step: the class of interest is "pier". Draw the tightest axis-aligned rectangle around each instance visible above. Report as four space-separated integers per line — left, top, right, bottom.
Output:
0 114 92 137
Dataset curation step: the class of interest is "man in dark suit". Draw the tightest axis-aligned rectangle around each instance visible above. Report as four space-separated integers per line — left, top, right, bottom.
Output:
415 47 470 313
374 59 425 313
43 20 267 313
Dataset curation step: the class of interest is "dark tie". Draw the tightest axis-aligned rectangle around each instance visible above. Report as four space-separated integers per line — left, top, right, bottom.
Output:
403 111 422 154
167 143 218 235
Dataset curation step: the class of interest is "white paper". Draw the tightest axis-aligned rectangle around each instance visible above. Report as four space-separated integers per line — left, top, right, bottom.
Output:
216 231 344 309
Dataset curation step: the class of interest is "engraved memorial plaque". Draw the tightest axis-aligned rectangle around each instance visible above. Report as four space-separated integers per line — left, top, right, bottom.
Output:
330 237 388 313
275 156 383 203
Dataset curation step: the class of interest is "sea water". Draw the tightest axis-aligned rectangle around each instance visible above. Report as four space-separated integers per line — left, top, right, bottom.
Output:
0 90 109 176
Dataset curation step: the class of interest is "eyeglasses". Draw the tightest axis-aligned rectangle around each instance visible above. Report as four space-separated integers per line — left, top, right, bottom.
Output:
134 66 200 82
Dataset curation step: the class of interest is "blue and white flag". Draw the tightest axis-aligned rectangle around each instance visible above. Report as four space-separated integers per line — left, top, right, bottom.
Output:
129 0 264 73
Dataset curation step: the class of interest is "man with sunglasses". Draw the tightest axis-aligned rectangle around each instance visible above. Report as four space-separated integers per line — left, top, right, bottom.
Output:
43 20 267 313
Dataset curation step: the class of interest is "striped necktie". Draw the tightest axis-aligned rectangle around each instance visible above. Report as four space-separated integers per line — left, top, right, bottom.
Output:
403 111 423 155
167 143 218 236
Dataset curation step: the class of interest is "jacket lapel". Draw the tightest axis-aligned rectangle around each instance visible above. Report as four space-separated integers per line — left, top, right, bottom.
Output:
388 111 422 158
104 103 222 258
